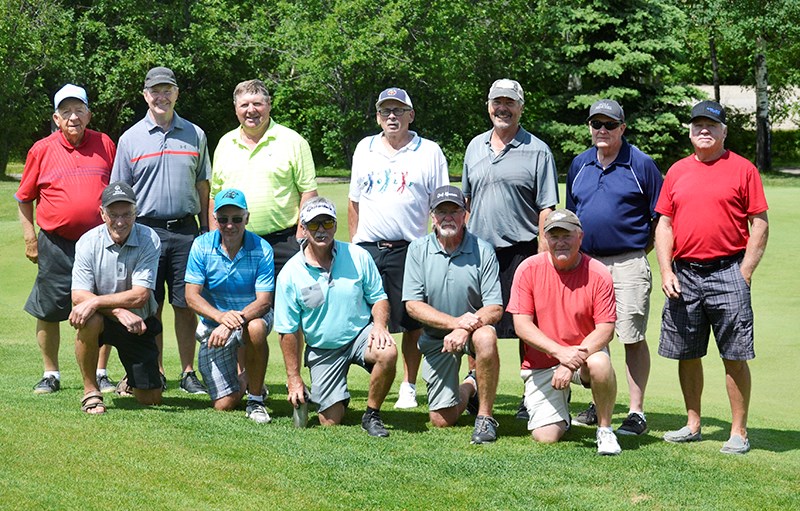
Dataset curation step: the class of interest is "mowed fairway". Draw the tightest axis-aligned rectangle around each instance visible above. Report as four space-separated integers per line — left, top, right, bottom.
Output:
0 179 798 511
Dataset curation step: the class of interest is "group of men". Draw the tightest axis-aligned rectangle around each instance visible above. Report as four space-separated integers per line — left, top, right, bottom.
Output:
17 70 768 456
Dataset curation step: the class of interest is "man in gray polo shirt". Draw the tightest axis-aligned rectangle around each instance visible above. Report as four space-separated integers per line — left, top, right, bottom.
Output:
70 182 163 413
403 186 503 444
112 66 211 394
462 78 559 420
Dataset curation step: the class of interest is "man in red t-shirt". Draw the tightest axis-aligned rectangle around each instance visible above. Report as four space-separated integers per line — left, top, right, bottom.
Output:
508 209 621 455
655 100 769 455
15 84 117 395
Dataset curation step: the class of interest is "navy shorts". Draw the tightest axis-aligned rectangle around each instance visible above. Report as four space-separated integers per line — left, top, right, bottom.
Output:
261 226 301 279
658 258 754 361
24 230 76 322
100 316 163 389
359 242 420 333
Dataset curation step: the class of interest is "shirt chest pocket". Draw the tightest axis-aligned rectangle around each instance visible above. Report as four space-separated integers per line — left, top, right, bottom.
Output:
300 283 325 309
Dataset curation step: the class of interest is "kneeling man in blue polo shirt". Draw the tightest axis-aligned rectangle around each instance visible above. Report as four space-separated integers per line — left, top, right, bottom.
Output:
402 186 503 444
184 188 275 424
275 197 397 437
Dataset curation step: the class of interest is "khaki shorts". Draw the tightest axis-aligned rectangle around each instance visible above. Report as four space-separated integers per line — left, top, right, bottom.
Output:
593 250 651 344
521 366 570 431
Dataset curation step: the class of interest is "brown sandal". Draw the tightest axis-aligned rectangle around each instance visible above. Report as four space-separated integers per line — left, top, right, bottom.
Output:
81 391 106 414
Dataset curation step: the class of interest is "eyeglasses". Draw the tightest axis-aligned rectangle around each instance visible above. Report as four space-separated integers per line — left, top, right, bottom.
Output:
147 87 176 97
216 216 244 224
105 211 135 221
305 219 336 231
590 120 622 131
378 107 412 118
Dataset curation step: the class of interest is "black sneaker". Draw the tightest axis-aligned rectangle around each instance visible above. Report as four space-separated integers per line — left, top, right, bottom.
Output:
361 410 389 437
515 397 529 421
617 412 648 436
471 415 499 444
180 371 207 394
464 370 479 415
33 375 60 394
572 403 598 426
96 374 117 394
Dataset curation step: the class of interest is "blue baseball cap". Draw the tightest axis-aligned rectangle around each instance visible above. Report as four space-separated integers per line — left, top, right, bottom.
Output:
54 84 89 111
214 188 248 212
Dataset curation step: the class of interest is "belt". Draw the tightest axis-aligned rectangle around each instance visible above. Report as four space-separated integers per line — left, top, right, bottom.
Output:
362 240 410 250
137 215 196 231
676 252 744 274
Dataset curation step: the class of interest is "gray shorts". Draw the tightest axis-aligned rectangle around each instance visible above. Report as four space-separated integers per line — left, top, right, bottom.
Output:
593 250 651 345
659 258 754 361
196 311 273 401
24 230 76 322
305 323 374 412
418 333 475 411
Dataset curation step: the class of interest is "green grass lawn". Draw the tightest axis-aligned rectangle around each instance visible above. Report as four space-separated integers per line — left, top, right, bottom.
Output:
1 180 799 510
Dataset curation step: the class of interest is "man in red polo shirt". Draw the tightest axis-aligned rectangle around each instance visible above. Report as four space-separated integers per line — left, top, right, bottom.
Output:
16 84 117 395
655 100 769 455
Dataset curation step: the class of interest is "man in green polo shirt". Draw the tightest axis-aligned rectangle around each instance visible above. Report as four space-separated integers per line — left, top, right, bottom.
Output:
210 79 318 277
402 186 503 444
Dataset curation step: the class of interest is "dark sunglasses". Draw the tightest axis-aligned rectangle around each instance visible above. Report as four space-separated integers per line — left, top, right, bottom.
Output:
305 219 336 231
216 215 244 224
590 120 622 130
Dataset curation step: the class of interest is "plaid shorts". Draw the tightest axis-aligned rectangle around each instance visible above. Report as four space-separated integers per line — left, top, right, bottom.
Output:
197 311 274 401
658 259 754 361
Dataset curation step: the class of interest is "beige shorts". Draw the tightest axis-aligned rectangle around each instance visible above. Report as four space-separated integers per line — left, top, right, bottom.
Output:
593 250 652 344
521 366 570 431
521 349 610 430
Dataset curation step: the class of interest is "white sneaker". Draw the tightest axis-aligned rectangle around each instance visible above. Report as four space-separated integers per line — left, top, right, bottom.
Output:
596 427 621 455
246 400 272 424
393 382 418 409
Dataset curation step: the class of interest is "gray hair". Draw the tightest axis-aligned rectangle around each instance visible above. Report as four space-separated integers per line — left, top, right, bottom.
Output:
233 79 270 104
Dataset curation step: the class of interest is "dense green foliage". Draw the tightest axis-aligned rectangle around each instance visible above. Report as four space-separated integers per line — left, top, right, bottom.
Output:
1 0 797 176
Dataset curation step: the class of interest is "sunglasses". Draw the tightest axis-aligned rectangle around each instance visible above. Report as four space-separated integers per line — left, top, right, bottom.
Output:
305 219 336 231
590 120 622 130
216 215 244 224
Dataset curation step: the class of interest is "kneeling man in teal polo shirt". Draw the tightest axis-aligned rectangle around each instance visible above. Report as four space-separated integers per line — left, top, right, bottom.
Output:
275 197 397 437
402 186 503 444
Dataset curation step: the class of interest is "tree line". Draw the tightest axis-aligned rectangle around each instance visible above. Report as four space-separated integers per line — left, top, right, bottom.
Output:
2 0 798 177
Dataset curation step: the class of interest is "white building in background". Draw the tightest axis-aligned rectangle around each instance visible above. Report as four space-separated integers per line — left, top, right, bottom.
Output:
696 85 800 130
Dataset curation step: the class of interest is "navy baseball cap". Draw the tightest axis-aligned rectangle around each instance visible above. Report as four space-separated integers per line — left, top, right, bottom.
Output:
690 100 726 124
376 88 413 109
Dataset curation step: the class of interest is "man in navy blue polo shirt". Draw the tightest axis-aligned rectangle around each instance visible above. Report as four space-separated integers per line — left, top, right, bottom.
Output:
566 99 663 436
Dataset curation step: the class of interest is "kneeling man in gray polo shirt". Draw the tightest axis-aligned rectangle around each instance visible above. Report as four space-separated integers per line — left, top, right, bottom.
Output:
402 186 503 444
70 182 164 414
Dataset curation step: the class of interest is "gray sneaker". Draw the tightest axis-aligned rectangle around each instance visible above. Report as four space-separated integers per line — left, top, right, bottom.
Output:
361 410 390 437
471 415 499 444
180 371 208 395
245 400 271 424
33 375 60 394
663 426 702 443
96 374 117 394
720 435 750 454
572 403 597 426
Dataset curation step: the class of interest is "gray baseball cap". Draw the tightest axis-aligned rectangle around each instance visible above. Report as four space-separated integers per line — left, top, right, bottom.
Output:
144 67 178 88
587 99 625 122
488 79 524 103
